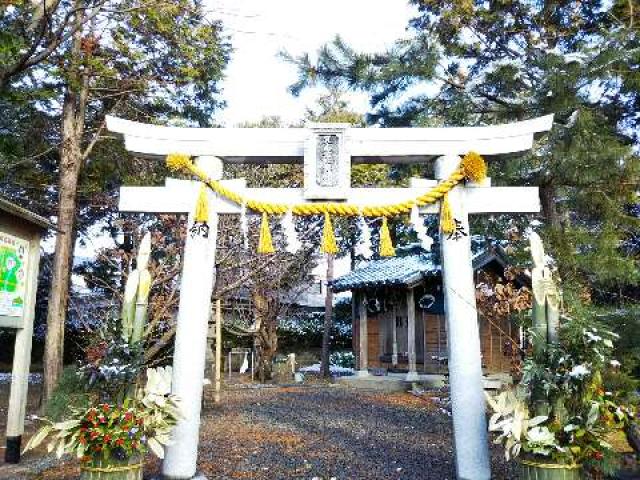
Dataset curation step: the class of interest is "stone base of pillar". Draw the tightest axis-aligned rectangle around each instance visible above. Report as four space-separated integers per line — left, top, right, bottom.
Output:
405 371 420 382
150 472 208 480
356 369 369 377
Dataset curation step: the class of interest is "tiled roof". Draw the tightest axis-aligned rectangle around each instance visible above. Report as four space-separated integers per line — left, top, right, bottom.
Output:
331 253 439 292
330 244 508 292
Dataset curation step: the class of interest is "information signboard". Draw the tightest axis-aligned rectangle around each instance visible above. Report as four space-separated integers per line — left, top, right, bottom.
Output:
0 232 29 323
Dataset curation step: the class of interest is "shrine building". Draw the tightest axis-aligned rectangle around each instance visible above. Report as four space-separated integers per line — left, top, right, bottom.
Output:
331 244 522 376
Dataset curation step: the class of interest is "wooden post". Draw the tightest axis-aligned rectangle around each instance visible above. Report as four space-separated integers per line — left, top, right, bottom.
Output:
488 317 494 372
377 314 385 367
437 315 442 374
391 304 398 367
406 287 418 381
423 312 428 374
357 293 368 376
251 350 255 382
4 231 40 463
352 291 359 371
214 299 222 404
320 253 334 377
436 155 490 480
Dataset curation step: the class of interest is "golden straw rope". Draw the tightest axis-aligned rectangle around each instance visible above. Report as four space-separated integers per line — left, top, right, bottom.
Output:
519 459 582 470
167 153 478 218
80 462 144 473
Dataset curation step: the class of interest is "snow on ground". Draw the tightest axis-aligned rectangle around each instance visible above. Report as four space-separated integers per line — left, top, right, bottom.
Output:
298 363 354 376
0 372 42 384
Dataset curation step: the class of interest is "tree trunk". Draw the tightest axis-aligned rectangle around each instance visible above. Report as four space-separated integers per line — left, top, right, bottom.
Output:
252 289 277 382
626 422 640 454
43 95 84 402
320 253 334 378
255 322 277 382
43 8 88 403
539 183 561 230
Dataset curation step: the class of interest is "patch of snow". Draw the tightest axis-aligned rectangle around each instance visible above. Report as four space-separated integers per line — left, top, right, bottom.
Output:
299 363 354 376
569 364 590 379
563 52 588 64
583 329 602 343
0 372 42 384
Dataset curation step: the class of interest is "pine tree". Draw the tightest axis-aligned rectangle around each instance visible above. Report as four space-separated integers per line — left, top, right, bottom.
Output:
284 1 640 370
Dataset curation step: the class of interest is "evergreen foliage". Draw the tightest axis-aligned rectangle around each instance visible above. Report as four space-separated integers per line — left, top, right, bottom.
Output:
1 0 230 239
0 1 230 396
285 0 640 372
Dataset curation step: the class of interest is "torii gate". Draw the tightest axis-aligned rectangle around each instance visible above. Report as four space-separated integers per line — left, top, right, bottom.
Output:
107 114 553 480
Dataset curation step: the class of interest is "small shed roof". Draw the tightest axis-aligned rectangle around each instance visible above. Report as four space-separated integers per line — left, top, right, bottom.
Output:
330 244 508 293
331 254 438 292
0 196 56 231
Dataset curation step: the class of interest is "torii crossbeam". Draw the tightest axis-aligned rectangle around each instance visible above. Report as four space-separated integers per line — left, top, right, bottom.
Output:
107 115 553 480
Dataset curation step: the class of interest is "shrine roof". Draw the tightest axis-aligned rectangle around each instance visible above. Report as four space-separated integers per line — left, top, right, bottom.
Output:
330 244 507 292
0 196 57 231
331 253 437 292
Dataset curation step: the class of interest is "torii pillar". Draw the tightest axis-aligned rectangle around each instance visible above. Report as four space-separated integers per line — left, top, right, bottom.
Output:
118 162 241 480
436 155 489 479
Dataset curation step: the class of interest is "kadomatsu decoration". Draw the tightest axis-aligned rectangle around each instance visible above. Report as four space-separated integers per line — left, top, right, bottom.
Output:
24 237 183 480
24 368 181 480
486 234 635 479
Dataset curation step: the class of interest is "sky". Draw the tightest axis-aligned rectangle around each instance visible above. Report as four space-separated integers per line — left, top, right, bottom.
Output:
212 0 417 126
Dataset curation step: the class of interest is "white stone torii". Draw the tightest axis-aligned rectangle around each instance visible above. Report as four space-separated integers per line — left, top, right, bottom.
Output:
107 114 553 480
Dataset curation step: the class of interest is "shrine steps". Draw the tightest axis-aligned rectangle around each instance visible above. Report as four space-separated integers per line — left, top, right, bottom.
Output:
337 372 509 393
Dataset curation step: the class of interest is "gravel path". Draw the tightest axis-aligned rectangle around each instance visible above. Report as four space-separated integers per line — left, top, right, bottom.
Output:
1 385 517 479
195 385 516 480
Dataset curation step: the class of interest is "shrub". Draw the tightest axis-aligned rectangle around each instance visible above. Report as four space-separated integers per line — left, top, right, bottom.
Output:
330 351 355 369
44 366 92 421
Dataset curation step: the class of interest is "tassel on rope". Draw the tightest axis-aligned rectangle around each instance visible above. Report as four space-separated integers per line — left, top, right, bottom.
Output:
440 193 455 235
194 184 209 223
459 151 487 183
188 184 210 238
321 212 339 255
379 217 395 257
257 212 275 254
166 153 192 173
